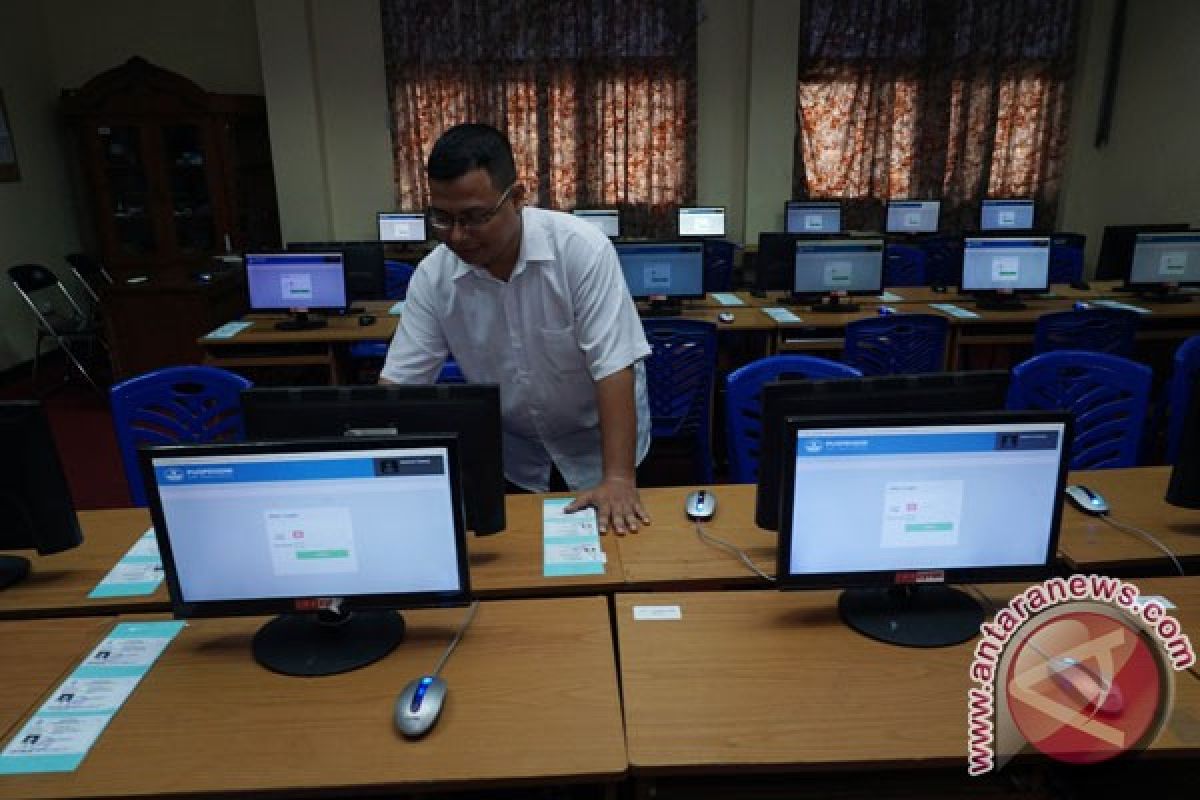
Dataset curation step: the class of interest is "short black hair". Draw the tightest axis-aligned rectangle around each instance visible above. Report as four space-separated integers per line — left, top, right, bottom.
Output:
427 124 517 189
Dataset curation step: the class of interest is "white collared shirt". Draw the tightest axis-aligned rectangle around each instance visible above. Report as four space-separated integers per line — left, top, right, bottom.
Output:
381 207 652 492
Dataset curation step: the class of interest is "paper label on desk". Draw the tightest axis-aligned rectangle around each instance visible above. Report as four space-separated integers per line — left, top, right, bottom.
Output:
204 320 254 339
0 620 184 775
878 291 905 302
388 300 406 315
1092 299 1152 314
762 307 803 323
633 605 682 621
543 498 606 576
711 292 745 306
928 302 980 319
1132 594 1176 610
88 529 164 598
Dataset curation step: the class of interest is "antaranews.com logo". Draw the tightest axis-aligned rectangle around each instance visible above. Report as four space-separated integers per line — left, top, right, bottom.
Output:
967 574 1195 775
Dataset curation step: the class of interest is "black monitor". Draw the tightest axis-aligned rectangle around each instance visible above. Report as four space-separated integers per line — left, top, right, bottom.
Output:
0 401 84 590
615 241 705 314
886 200 940 234
246 251 349 331
240 385 505 535
754 232 805 294
286 240 385 302
755 370 1011 531
141 435 471 676
1126 231 1200 303
786 201 842 234
960 235 1050 310
571 209 621 238
677 206 726 238
980 199 1034 231
1167 376 1200 509
776 410 1070 647
376 212 428 243
791 237 883 312
1095 223 1189 282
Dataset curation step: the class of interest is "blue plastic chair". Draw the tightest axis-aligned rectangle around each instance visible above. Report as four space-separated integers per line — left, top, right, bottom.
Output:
843 314 948 375
642 319 718 483
1007 351 1152 470
1032 308 1139 356
384 260 415 300
1049 233 1086 285
883 244 928 287
724 355 862 483
109 366 252 505
702 239 736 292
1167 336 1200 463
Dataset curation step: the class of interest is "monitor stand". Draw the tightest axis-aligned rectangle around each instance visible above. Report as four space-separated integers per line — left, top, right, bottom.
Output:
974 294 1027 311
838 585 984 647
807 295 860 313
275 311 328 331
0 555 30 590
252 609 405 676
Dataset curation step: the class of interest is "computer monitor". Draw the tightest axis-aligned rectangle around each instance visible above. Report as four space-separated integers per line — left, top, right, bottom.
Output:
792 237 884 312
1127 231 1200 302
980 199 1034 231
886 200 940 234
776 410 1070 647
247 251 349 330
786 201 842 234
286 241 385 303
754 232 804 294
755 371 1011 530
960 236 1050 310
240 385 505 535
0 401 84 590
376 212 428 243
677 206 726 237
1095 223 1189 282
571 209 621 238
615 241 705 314
140 435 471 676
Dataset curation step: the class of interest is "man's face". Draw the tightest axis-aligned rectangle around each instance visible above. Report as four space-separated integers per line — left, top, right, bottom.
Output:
428 168 523 276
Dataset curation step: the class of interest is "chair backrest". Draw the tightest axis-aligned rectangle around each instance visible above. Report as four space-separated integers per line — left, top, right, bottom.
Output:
65 253 114 304
883 244 928 287
1007 350 1152 469
725 355 862 483
1167 335 1200 463
1048 233 1086 285
7 263 89 327
1032 308 1139 356
642 319 718 437
109 366 253 506
702 239 736 292
843 314 948 375
384 260 415 301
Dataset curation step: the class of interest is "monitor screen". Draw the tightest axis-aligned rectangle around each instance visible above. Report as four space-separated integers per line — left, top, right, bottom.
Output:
793 238 884 296
1095 223 1189 281
678 207 726 237
980 199 1034 231
246 252 348 312
786 202 842 234
376 212 427 243
961 236 1050 292
755 371 1011 530
572 209 620 238
886 200 940 233
141 436 470 675
240 385 506 535
286 241 384 302
0 401 83 590
776 411 1070 646
615 242 705 298
1129 231 1200 287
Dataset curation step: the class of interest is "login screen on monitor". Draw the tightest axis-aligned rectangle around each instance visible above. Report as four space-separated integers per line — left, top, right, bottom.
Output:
246 253 347 310
786 202 841 234
980 200 1034 231
887 201 940 233
1130 232 1200 285
616 243 704 297
678 207 726 237
572 209 620 238
793 239 884 294
377 213 427 242
961 237 1050 291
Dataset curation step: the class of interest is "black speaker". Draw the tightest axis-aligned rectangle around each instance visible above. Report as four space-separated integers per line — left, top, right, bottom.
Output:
1166 376 1200 508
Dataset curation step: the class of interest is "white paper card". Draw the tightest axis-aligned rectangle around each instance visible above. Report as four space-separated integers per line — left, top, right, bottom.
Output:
762 307 803 323
633 605 682 621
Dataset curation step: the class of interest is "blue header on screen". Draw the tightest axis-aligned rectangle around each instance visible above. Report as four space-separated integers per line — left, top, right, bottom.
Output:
153 455 445 486
964 238 1049 249
796 243 881 254
795 430 1060 457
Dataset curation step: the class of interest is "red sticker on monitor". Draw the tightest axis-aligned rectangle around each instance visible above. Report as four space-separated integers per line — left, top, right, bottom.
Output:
896 570 945 584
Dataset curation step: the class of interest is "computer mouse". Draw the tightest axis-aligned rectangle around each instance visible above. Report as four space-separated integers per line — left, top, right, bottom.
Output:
717 312 735 324
931 285 948 293
358 314 377 326
1064 484 1109 515
685 489 717 521
395 675 447 738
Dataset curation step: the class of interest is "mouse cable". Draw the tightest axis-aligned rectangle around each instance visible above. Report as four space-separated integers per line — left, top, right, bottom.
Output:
1097 515 1186 577
431 600 480 678
694 524 775 582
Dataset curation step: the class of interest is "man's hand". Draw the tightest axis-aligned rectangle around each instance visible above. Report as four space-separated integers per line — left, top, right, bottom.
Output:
564 475 650 535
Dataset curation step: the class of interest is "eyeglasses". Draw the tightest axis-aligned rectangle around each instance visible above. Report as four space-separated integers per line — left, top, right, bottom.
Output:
428 183 516 233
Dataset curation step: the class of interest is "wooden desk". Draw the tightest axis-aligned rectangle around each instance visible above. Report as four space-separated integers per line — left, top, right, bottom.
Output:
1058 467 1200 575
0 597 625 799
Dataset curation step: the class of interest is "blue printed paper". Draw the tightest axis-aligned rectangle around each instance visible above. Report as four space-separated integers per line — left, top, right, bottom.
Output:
204 320 253 339
388 300 406 315
543 498 606 577
711 292 745 306
928 303 980 319
762 307 803 323
88 529 164 598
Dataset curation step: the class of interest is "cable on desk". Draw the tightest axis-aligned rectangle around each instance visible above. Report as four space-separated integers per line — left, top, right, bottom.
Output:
694 524 775 582
1097 515 1186 577
431 600 480 677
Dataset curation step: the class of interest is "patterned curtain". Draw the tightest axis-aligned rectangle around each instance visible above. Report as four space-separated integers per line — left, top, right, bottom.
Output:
793 0 1079 232
381 0 698 238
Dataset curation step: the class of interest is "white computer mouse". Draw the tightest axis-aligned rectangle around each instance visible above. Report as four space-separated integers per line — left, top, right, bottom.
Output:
685 489 717 521
1064 484 1109 515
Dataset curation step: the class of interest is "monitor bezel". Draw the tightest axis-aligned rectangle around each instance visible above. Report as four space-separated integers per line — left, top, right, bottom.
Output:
244 250 350 313
791 236 885 298
1126 230 1200 290
785 200 843 235
979 198 1036 232
614 239 707 299
1095 223 1189 282
885 199 941 234
139 435 473 620
774 410 1072 591
571 208 622 239
959 235 1052 295
676 206 727 238
375 211 429 243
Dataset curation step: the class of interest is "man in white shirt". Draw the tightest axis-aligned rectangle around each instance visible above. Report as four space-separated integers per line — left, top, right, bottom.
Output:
380 124 653 534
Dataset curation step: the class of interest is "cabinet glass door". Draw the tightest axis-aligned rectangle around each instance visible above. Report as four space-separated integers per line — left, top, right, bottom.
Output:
162 124 215 254
100 125 155 255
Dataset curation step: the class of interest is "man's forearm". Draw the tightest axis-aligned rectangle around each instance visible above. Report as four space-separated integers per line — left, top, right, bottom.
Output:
594 366 638 482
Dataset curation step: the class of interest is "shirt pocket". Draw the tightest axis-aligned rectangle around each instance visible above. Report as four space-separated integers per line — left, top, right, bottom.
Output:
539 325 589 376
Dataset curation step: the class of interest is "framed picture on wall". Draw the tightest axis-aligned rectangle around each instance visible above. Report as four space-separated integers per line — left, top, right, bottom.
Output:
0 90 19 182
